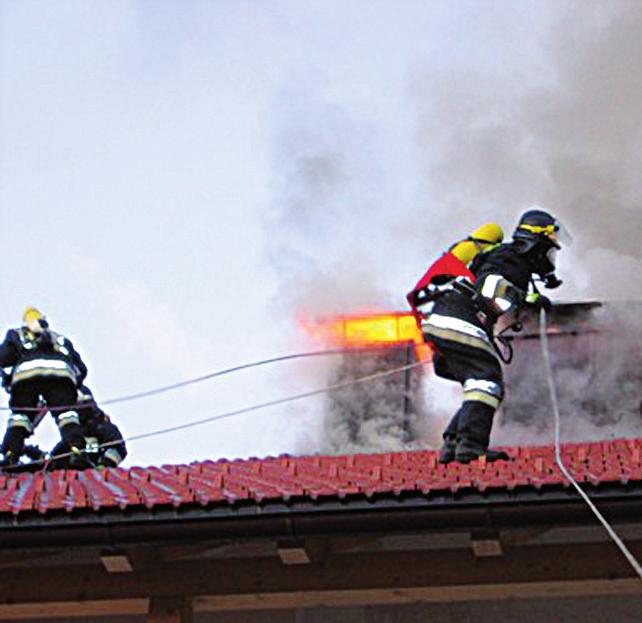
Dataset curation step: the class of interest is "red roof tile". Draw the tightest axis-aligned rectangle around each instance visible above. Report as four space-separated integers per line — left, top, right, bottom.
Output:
1 438 641 517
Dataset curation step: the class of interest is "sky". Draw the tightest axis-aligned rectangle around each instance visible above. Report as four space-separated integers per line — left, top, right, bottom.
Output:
0 1 641 467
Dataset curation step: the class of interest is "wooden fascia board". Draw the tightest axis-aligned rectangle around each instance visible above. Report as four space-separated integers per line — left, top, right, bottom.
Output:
0 599 149 621
0 579 640 620
194 578 642 611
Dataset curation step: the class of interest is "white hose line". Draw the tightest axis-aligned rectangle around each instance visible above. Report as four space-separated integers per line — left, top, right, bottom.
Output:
539 308 642 582
24 358 427 471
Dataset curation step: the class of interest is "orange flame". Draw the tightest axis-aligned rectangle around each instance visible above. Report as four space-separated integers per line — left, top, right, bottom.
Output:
301 312 432 362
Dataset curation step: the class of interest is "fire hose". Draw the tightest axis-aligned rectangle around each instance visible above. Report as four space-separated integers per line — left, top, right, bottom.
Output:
539 308 642 583
2 357 428 472
0 346 397 413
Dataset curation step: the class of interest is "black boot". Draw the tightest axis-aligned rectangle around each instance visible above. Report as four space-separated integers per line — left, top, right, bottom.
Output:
0 450 20 468
58 419 87 469
97 455 118 468
455 439 509 464
68 447 94 470
1 427 28 466
438 436 457 464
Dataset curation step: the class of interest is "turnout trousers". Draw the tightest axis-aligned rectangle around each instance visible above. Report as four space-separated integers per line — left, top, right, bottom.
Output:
2 377 86 459
422 315 504 448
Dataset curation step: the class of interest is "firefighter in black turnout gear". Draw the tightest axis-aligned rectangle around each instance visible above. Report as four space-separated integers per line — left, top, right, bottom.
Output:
49 385 127 469
421 209 566 464
0 308 88 467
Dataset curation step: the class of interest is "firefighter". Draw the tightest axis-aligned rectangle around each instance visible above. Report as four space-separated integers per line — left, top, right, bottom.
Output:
48 385 127 469
0 308 88 467
420 209 566 464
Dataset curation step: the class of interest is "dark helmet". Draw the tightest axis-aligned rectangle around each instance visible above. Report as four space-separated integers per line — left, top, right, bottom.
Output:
514 209 561 246
513 208 568 286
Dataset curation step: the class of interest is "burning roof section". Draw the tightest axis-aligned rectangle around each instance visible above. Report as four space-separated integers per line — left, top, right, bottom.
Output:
301 311 432 362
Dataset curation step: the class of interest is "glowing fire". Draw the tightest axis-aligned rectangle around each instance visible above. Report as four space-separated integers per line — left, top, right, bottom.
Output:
301 312 432 362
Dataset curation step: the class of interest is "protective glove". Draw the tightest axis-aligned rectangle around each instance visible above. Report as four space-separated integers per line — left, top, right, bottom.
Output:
526 292 552 312
23 445 46 461
543 273 563 289
407 287 430 309
0 451 19 468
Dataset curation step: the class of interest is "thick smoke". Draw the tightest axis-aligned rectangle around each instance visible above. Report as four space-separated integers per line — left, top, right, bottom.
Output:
266 77 422 454
323 349 426 454
411 2 642 301
267 3 642 454
495 303 642 446
266 75 402 318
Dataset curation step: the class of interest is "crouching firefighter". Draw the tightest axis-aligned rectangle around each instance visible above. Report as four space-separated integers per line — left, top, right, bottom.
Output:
0 308 88 467
419 209 567 464
49 385 127 469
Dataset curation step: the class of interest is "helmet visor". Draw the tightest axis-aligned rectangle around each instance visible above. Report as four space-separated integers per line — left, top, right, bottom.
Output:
520 220 572 248
553 220 572 247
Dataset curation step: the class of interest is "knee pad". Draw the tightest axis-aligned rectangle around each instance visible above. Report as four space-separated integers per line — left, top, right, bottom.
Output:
463 379 503 409
7 413 33 434
57 410 80 430
101 447 126 467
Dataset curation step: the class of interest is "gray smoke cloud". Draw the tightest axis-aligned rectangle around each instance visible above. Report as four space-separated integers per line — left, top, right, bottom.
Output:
267 2 642 454
322 349 426 454
411 1 642 301
266 74 402 318
495 303 642 446
266 73 427 453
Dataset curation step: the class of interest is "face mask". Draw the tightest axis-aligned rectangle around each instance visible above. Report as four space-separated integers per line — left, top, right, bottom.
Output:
546 247 558 269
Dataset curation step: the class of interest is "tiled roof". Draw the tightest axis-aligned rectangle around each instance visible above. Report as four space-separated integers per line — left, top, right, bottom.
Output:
1 438 641 517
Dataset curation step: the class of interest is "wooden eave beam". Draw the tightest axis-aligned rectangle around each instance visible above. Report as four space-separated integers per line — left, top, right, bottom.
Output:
0 599 149 621
194 578 642 612
0 541 639 619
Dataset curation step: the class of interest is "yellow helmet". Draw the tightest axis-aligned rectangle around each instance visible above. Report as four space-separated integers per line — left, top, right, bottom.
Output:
23 307 45 333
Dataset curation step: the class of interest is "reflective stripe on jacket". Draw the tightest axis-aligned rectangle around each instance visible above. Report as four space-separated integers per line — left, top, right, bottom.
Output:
11 358 78 385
